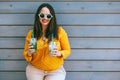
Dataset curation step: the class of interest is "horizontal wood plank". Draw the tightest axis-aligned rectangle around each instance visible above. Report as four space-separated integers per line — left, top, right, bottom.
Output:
0 26 32 37
0 38 25 48
1 61 120 71
2 26 120 37
68 49 120 60
64 61 120 71
1 14 120 25
1 72 120 80
0 0 120 2
66 72 120 80
1 38 120 48
0 49 23 59
1 49 120 60
70 38 120 48
64 26 120 37
0 72 26 80
0 2 120 13
0 61 26 71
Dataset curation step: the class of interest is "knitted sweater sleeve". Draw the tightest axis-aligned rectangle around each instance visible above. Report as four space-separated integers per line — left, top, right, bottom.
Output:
59 27 71 59
23 30 33 62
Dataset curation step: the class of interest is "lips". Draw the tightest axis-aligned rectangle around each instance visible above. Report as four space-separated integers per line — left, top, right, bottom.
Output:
42 19 49 23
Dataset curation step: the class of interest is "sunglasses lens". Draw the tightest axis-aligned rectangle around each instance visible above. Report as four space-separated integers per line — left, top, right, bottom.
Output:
40 13 44 18
47 14 52 19
38 13 52 19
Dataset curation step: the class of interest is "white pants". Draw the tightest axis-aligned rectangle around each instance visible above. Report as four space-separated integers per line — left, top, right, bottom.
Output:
26 64 66 80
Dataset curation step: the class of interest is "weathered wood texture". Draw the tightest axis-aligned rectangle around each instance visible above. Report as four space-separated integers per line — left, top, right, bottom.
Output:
0 1 120 80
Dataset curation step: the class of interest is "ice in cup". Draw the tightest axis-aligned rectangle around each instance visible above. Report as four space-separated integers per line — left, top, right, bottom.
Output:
49 42 57 57
30 38 37 54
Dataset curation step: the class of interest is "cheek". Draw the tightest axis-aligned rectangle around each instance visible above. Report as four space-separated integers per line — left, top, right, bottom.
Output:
39 19 42 23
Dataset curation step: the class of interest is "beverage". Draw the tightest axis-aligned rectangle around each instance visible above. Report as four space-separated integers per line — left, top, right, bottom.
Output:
30 38 37 54
49 42 57 57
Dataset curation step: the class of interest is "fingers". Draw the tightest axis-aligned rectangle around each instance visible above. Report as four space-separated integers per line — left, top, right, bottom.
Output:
28 43 35 54
54 47 57 50
28 44 34 49
29 49 36 54
52 50 57 56
50 50 56 57
50 50 61 57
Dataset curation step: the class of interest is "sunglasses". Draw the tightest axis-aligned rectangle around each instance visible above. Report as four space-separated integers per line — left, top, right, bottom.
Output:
38 13 53 19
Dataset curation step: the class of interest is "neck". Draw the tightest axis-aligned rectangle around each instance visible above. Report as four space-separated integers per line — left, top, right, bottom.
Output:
42 33 46 43
42 25 47 32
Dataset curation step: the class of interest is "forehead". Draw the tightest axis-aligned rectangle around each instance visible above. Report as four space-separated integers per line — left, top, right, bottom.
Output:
40 7 50 14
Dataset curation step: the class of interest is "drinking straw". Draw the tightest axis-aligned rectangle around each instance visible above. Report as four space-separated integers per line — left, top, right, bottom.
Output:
52 34 54 50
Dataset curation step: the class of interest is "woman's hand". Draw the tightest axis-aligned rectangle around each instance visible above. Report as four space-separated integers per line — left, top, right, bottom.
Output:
27 43 35 56
50 48 62 57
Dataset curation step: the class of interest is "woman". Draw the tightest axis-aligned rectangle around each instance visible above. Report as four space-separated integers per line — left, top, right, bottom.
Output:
23 3 71 80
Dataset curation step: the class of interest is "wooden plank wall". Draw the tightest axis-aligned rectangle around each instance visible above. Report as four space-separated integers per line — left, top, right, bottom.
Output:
0 1 120 80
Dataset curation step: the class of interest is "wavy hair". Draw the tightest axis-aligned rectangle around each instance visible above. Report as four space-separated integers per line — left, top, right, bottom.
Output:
33 3 58 42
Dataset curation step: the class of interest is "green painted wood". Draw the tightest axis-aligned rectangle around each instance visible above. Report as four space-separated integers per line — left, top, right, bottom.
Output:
1 49 120 60
1 61 120 71
0 72 120 80
1 14 120 25
0 2 120 13
1 26 120 37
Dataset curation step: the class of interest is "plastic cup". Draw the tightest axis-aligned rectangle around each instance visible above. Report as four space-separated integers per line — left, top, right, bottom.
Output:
49 42 57 57
30 38 37 54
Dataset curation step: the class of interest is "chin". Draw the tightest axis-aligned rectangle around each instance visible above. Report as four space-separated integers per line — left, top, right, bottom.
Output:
43 24 49 26
42 23 49 26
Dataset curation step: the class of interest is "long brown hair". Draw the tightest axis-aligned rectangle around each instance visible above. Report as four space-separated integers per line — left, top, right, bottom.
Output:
33 3 58 42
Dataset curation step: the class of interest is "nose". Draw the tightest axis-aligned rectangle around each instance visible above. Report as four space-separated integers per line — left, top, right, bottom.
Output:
44 17 47 19
44 15 48 19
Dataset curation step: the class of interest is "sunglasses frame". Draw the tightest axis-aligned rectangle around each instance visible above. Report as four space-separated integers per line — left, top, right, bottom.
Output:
38 13 53 19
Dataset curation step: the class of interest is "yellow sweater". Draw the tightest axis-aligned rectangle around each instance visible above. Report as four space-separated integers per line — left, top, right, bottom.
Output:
23 27 71 71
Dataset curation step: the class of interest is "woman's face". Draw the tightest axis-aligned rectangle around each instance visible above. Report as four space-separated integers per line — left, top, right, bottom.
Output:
39 7 52 27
